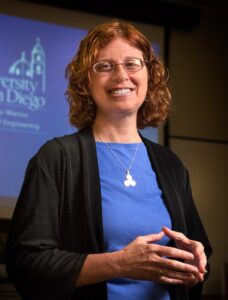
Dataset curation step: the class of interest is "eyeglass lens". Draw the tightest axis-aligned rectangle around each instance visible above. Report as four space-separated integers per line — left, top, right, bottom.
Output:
93 58 144 74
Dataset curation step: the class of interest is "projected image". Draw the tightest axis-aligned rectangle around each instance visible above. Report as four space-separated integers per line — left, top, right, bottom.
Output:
1 37 46 134
0 14 87 200
0 13 160 208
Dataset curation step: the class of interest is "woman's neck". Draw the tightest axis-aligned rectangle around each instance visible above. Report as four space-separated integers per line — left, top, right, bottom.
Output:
92 120 141 143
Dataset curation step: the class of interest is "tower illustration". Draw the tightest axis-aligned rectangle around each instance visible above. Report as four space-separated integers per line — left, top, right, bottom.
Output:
30 38 45 92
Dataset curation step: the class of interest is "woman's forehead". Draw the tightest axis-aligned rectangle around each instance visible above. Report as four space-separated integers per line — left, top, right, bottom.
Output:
94 38 143 60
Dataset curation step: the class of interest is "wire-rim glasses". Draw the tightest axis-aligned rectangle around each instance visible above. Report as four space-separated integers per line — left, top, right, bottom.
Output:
91 58 147 75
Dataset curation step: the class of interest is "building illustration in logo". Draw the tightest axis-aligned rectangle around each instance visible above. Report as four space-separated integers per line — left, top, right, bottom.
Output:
8 38 46 92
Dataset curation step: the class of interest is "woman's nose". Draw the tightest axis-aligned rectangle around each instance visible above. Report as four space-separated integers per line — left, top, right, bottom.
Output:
112 64 129 79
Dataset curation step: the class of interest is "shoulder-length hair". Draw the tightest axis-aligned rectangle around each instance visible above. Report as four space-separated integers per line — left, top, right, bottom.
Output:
65 20 171 129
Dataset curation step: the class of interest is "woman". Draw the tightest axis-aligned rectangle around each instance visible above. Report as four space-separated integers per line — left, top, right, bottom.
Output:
5 20 212 300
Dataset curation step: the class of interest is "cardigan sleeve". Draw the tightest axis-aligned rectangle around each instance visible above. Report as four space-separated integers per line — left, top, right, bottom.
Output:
182 168 212 300
5 142 87 300
183 169 212 258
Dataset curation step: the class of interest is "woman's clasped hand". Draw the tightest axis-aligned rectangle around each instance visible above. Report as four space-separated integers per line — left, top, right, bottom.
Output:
118 228 207 287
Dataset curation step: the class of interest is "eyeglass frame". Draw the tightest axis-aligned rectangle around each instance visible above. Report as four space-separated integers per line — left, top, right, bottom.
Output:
90 57 148 75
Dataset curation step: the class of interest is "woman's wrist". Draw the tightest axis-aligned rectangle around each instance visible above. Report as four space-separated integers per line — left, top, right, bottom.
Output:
107 249 126 277
76 250 125 287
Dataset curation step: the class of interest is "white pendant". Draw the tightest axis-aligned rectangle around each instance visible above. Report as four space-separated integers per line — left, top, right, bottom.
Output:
124 171 136 187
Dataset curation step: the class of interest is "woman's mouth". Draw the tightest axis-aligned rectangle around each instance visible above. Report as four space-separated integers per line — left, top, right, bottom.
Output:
109 88 133 95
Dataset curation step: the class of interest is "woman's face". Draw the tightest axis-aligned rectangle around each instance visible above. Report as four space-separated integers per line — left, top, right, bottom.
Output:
88 38 148 122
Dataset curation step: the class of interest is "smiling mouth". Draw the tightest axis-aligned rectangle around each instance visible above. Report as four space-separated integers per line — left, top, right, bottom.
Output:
109 88 133 95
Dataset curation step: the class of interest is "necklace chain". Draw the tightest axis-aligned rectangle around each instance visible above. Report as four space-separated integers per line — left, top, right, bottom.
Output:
97 134 140 187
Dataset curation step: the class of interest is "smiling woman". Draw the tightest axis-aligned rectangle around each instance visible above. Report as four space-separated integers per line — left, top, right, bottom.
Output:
87 38 149 127
65 21 170 130
5 20 212 300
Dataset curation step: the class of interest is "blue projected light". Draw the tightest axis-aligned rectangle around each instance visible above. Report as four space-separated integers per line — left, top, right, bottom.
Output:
0 14 159 200
0 14 87 198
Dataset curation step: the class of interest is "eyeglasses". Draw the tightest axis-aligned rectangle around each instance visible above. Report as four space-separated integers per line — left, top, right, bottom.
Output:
91 58 147 75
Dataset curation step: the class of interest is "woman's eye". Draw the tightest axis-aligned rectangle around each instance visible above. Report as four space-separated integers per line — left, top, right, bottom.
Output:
99 62 112 71
125 61 138 70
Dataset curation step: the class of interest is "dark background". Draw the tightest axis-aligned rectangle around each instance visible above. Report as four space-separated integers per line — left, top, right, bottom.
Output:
19 0 228 31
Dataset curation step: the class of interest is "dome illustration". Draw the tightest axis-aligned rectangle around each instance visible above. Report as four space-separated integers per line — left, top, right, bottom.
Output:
9 52 31 77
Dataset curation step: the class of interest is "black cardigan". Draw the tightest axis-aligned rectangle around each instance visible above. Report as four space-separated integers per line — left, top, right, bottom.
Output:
5 127 212 300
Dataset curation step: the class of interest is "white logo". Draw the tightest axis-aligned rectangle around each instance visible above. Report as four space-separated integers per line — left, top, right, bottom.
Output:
0 38 46 111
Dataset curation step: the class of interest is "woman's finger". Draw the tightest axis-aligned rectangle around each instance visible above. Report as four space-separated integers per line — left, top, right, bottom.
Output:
158 256 198 275
156 269 198 286
162 227 190 243
151 243 194 261
143 231 165 243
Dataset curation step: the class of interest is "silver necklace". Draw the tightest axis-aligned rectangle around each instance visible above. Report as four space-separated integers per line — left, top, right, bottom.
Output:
97 135 140 187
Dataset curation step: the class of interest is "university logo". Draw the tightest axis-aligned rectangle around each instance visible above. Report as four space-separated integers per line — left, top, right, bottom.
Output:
0 38 46 111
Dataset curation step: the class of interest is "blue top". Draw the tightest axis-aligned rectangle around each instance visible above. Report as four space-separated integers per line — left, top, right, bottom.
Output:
96 142 172 300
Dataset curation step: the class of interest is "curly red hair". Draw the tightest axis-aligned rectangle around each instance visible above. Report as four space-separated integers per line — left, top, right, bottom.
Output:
65 20 171 129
